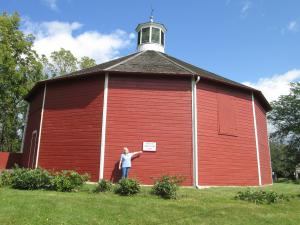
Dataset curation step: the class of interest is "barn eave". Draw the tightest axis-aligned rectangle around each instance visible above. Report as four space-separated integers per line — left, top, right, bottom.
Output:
24 50 271 111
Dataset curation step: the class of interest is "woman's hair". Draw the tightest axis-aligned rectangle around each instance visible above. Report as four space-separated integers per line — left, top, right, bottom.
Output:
123 147 129 153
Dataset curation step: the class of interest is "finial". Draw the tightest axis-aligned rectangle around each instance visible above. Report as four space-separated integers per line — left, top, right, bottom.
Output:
150 7 154 22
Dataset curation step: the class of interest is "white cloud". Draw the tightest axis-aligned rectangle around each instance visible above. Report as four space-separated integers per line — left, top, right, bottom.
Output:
241 0 252 17
43 0 58 10
281 20 299 35
23 20 135 63
287 20 298 32
243 69 300 102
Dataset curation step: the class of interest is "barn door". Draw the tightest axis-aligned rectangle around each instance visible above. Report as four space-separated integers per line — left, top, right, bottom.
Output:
28 130 38 168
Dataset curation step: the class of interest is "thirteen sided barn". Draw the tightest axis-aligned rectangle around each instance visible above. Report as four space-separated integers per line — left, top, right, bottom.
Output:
20 18 272 187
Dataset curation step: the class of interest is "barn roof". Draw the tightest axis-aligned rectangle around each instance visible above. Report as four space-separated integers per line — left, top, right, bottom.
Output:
25 50 271 111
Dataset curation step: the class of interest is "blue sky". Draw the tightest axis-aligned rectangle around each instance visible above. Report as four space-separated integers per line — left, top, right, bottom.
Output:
1 0 300 101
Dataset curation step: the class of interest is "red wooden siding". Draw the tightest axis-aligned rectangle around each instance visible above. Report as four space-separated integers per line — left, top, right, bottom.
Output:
0 152 22 170
38 76 104 181
217 91 237 136
197 81 259 186
104 74 193 185
21 88 44 168
255 99 272 185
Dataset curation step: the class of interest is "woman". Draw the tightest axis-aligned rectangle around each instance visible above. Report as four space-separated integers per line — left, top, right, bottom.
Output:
119 147 142 179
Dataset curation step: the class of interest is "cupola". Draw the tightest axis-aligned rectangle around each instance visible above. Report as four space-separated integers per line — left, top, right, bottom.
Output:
135 15 167 53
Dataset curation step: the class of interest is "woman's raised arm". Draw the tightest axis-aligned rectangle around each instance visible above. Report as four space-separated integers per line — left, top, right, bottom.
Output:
132 151 143 156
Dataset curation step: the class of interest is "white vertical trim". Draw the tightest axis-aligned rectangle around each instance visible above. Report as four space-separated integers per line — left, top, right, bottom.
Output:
99 73 109 180
192 76 200 188
28 130 37 168
35 84 47 168
149 26 152 42
266 114 274 184
20 103 30 153
252 92 262 186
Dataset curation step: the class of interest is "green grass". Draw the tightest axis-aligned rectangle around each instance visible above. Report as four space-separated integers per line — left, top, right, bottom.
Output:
0 183 299 225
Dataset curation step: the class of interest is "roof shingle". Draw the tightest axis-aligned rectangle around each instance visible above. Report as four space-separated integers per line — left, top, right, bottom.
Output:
25 50 271 111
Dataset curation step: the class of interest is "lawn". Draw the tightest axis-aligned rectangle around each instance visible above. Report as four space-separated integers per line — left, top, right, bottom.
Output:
0 183 299 225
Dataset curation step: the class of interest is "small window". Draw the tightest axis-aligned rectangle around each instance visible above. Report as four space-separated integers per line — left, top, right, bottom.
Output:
161 30 164 46
141 27 150 43
151 27 160 44
137 31 141 45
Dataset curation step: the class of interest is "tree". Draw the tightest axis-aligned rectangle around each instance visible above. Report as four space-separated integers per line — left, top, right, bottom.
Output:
48 48 78 77
41 51 97 77
270 141 298 178
79 56 96 69
268 82 300 177
41 48 96 77
0 12 44 151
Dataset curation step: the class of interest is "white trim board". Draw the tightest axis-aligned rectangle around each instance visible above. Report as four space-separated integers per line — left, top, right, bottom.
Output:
20 103 30 153
192 76 201 188
27 130 37 168
265 110 273 184
35 83 47 168
252 92 262 186
99 73 109 180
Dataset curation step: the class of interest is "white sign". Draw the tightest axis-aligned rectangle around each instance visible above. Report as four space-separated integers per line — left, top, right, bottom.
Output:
143 142 157 151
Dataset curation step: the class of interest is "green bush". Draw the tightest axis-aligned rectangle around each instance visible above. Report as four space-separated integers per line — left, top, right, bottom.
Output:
95 179 112 193
0 170 13 186
152 175 183 199
11 168 52 190
8 168 88 192
50 170 89 192
114 178 140 196
235 189 288 204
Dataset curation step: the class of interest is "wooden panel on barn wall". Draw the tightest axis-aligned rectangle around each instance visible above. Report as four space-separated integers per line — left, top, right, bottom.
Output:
38 76 104 181
197 81 259 186
104 74 193 185
255 99 272 185
21 88 44 168
217 90 237 136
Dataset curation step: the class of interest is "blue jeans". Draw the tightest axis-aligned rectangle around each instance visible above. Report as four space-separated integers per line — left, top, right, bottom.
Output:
122 167 130 178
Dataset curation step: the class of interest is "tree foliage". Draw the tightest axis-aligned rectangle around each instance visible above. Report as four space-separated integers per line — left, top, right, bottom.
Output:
0 12 44 151
268 82 300 177
0 12 98 152
41 50 96 77
41 48 77 77
79 56 96 69
270 141 298 178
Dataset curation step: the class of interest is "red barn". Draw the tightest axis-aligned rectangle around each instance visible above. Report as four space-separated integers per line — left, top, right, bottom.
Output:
20 19 273 187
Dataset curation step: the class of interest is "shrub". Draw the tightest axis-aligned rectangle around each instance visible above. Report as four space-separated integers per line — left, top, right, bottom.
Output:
114 178 140 196
0 170 13 186
95 179 112 193
11 168 52 190
9 168 88 192
152 175 183 199
50 170 89 192
235 189 288 204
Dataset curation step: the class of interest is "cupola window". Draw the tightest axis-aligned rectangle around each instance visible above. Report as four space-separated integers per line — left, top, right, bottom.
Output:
161 30 164 46
141 27 150 43
151 27 160 44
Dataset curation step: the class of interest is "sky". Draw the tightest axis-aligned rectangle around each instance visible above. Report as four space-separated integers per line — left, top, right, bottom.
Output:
1 0 300 102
